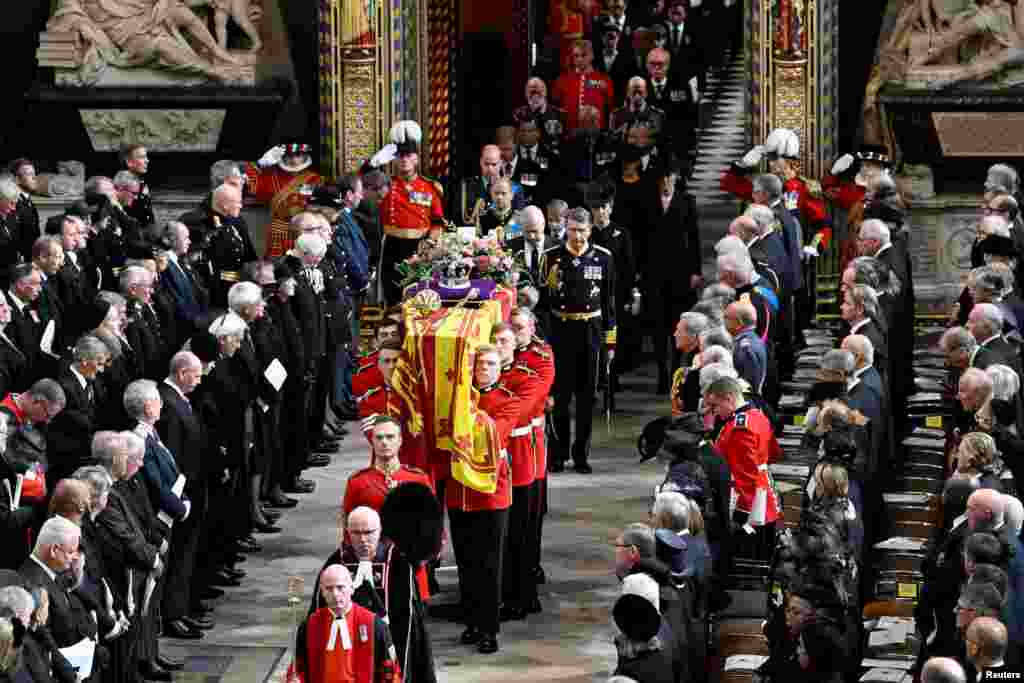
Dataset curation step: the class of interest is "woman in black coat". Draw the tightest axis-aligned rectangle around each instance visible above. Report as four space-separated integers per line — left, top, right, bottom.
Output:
18 588 76 683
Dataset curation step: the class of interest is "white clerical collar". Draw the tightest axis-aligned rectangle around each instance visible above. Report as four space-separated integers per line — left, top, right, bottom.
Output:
69 365 88 390
850 318 869 334
652 78 667 88
326 606 353 651
747 234 762 248
29 554 57 582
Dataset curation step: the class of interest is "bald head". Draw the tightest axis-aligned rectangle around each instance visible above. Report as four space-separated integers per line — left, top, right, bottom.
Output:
481 145 502 179
922 658 966 683
960 367 994 411
745 204 776 235
724 300 756 335
716 235 749 257
968 488 1006 531
319 563 354 613
729 215 759 244
841 333 875 369
966 617 1008 666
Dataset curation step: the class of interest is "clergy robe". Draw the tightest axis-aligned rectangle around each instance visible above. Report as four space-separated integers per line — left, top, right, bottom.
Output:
293 605 400 683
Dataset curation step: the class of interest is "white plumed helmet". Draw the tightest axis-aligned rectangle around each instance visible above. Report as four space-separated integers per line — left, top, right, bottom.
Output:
389 120 423 151
764 128 800 159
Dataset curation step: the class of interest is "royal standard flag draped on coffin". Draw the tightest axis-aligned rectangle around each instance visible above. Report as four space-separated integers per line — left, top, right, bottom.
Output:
391 301 505 493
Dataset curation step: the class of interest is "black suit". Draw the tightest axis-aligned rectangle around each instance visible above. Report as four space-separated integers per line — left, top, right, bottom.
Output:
268 296 310 485
4 294 42 375
0 332 29 398
46 368 100 491
645 74 699 161
125 300 168 380
156 382 207 622
52 259 91 346
19 558 93 648
875 239 915 429
0 215 22 285
15 194 40 263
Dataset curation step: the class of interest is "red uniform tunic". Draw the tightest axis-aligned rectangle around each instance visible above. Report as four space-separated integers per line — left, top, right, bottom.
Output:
341 466 434 520
720 168 832 249
293 605 400 683
379 175 444 240
821 173 867 274
514 339 556 478
551 70 615 133
446 384 521 513
499 363 545 488
714 404 781 525
355 377 428 473
243 163 322 258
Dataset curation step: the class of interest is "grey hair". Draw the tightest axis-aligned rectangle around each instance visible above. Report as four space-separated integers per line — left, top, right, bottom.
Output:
752 174 782 200
26 378 66 406
717 251 754 282
715 235 748 257
227 281 263 311
84 176 111 196
987 163 1020 194
0 586 33 620
961 367 994 402
985 364 1020 401
97 291 127 310
72 465 113 502
119 265 151 292
73 335 109 363
700 327 734 352
621 523 655 559
700 362 738 393
295 232 327 258
9 263 36 287
290 211 322 233
846 284 881 321
210 160 242 189
33 515 80 554
546 198 568 214
847 256 882 289
972 267 1008 301
123 379 160 419
168 351 201 377
701 284 736 302
701 345 733 367
746 204 776 234
860 219 891 245
209 312 247 338
691 300 724 327
566 207 592 226
679 311 711 339
0 176 18 202
90 431 124 473
652 491 690 532
821 349 855 374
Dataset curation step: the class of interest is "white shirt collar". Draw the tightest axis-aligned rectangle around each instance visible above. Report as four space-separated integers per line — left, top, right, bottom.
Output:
163 377 188 403
969 345 980 366
7 291 27 312
29 554 57 582
69 365 88 390
652 78 667 88
66 251 78 266
980 334 1001 347
747 234 762 248
135 421 155 438
167 251 179 265
875 243 892 257
850 318 869 334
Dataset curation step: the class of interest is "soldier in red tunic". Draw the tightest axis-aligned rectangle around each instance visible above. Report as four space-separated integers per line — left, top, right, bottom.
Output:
492 322 548 621
551 39 616 134
354 342 427 472
245 143 323 258
509 307 556 589
447 344 522 655
822 146 893 274
289 564 401 683
365 121 445 305
703 376 781 566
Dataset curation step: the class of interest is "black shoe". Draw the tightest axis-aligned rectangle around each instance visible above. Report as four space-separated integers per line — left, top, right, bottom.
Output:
262 510 282 523
155 654 184 671
283 478 316 494
182 615 214 631
209 571 242 587
191 602 214 616
478 635 499 654
253 521 282 534
235 538 262 553
266 495 299 509
532 566 546 585
138 661 172 681
573 462 593 474
459 626 482 645
525 597 542 614
163 619 203 640
500 605 526 622
227 552 246 564
549 460 565 473
198 586 224 600
221 567 246 580
306 454 332 467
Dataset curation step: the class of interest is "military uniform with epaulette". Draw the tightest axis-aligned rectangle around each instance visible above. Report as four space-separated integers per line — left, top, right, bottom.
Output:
195 210 257 308
540 242 616 472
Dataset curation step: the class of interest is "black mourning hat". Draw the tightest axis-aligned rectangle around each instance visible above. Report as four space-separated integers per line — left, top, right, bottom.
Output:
613 593 661 642
638 412 705 463
381 482 444 566
81 299 112 332
44 214 66 236
979 234 1018 259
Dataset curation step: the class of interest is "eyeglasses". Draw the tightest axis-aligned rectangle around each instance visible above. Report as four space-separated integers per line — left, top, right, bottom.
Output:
349 528 380 537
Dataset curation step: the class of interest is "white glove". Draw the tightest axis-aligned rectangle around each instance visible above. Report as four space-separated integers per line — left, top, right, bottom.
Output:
181 500 191 521
831 153 854 176
803 245 819 259
370 143 398 168
739 146 764 169
257 145 286 168
153 555 164 577
159 538 169 556
104 614 127 641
